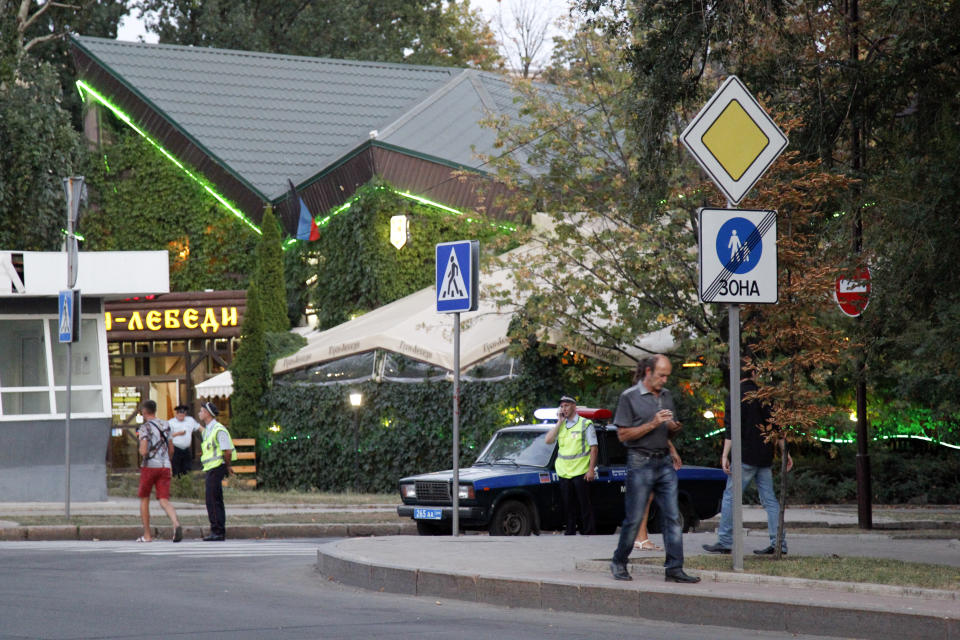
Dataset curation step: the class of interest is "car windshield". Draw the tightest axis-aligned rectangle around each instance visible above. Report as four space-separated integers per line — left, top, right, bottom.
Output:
475 430 555 468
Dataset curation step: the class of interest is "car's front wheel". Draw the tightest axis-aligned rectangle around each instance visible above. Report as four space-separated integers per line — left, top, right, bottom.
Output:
488 499 533 536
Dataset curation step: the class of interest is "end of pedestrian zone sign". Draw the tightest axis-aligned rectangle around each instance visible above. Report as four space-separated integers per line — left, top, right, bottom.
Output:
436 240 479 313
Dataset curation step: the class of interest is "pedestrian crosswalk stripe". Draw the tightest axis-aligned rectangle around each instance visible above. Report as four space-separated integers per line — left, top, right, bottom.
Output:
0 540 318 557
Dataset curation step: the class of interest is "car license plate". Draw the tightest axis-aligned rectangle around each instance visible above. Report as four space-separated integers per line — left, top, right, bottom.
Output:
413 508 442 520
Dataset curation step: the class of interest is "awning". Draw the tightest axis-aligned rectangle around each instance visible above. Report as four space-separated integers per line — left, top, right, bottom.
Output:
274 242 675 377
195 370 234 398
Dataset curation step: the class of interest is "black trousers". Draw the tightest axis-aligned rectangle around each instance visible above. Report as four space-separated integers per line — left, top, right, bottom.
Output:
559 474 595 535
205 465 228 537
171 446 192 477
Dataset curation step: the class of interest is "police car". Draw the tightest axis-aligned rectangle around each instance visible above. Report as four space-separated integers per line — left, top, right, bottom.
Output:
397 407 727 535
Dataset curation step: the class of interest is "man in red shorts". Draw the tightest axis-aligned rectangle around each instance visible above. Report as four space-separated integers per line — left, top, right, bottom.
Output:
137 400 182 542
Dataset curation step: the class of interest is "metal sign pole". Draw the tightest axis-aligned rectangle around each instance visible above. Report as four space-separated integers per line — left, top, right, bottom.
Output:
451 312 460 537
729 303 743 571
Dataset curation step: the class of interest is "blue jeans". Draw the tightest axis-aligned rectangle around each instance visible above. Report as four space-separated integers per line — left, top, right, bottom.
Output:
716 463 785 551
612 450 684 571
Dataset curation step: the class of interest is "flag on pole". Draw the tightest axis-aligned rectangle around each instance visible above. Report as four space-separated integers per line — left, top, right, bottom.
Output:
289 180 319 241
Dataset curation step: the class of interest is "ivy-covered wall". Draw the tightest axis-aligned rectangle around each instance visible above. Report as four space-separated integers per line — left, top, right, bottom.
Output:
83 128 258 292
309 181 515 330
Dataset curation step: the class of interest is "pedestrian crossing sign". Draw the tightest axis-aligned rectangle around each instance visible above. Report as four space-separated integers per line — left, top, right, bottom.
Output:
436 240 478 313
58 289 81 343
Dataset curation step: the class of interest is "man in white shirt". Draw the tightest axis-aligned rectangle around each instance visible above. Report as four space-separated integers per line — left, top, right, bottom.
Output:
169 404 201 477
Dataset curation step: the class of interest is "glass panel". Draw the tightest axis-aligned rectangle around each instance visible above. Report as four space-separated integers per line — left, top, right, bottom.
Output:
463 352 515 381
109 356 124 376
382 352 446 382
152 341 168 353
2 391 51 415
151 354 185 375
55 390 103 414
49 319 102 386
0 319 48 387
135 341 150 353
170 340 186 353
122 342 134 354
188 338 204 352
283 352 376 384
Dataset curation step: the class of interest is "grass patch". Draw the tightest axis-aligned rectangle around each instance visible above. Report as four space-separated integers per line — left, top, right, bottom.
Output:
638 555 960 591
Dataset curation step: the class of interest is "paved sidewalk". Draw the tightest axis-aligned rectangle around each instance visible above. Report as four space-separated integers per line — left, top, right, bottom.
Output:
317 529 960 640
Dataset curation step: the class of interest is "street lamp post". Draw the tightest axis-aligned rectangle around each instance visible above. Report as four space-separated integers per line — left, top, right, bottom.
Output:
349 392 362 493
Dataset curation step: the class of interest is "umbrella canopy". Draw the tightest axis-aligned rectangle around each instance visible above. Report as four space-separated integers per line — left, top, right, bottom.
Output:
195 370 234 398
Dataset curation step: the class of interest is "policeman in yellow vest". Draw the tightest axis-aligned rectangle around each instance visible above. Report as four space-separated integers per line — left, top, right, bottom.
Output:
545 395 598 535
197 401 236 541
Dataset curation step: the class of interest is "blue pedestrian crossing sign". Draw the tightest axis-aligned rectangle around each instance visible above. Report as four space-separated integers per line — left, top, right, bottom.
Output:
699 209 777 304
58 289 81 343
436 240 479 313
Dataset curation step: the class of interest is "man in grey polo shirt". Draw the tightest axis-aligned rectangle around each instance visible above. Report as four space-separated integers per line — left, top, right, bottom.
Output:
609 355 700 583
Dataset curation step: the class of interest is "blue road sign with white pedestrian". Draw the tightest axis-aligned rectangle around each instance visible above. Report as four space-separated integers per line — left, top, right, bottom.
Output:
699 209 777 304
436 240 478 313
59 289 75 343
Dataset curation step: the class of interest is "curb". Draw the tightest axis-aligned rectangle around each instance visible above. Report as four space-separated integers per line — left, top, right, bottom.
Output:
1 522 418 542
575 559 960 601
315 546 960 640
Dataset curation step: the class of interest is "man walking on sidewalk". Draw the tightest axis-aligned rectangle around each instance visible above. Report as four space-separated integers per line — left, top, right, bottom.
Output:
198 402 235 541
136 400 182 543
609 355 700 583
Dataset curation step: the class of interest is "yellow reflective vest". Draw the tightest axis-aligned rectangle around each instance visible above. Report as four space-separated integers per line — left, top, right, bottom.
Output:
555 416 594 479
200 420 237 471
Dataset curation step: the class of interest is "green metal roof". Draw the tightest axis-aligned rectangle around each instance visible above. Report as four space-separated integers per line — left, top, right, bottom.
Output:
71 36 531 231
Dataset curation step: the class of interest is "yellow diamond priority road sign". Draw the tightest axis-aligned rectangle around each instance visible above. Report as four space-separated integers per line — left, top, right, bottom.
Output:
681 76 788 205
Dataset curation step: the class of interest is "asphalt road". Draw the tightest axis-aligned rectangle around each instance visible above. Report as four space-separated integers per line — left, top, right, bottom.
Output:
0 539 844 640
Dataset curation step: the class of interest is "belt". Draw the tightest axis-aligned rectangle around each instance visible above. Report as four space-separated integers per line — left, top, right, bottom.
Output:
632 448 670 458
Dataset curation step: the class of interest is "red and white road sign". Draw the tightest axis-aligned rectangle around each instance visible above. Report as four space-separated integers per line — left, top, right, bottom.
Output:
835 267 871 317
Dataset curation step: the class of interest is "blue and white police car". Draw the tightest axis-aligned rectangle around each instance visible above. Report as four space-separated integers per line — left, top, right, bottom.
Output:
397 407 727 536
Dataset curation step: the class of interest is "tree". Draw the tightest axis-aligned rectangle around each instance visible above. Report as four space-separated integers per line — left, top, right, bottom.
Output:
0 2 88 251
230 278 269 439
136 0 502 69
255 206 289 333
492 0 552 78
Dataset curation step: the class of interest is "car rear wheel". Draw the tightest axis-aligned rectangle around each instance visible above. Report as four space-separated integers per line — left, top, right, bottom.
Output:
488 499 532 536
646 500 696 534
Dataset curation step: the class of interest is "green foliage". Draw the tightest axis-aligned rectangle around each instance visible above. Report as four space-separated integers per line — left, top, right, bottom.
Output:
0 58 86 250
787 442 960 505
310 182 512 330
135 0 502 69
255 206 289 333
230 280 269 439
169 473 204 500
260 377 540 492
82 128 259 291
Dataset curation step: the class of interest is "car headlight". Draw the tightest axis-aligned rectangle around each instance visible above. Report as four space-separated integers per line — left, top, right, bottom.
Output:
400 484 416 499
458 484 475 500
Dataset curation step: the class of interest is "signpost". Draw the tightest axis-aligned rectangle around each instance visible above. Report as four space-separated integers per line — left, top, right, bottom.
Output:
61 176 85 517
683 77 786 571
435 240 479 536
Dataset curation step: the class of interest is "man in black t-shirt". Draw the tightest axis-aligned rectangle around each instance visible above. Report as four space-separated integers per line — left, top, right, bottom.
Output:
703 371 793 555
